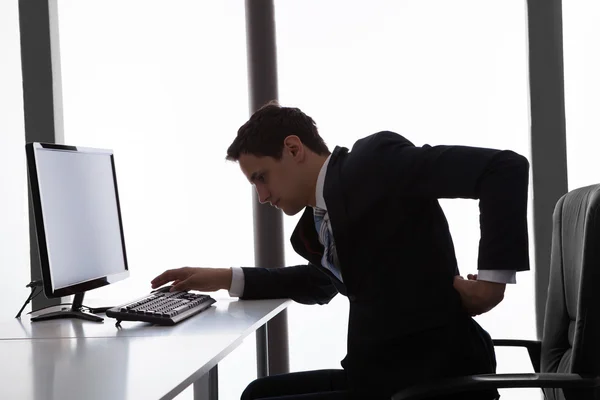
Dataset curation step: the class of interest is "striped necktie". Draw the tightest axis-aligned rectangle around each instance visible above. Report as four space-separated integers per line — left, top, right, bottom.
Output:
313 207 343 282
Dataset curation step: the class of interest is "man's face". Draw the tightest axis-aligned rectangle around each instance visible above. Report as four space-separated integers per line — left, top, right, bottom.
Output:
238 141 308 216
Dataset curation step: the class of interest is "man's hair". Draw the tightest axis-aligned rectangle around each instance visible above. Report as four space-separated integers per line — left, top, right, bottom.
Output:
226 101 330 161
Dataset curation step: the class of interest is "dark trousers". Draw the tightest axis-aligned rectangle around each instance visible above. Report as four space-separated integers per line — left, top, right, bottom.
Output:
240 319 500 400
240 368 502 400
240 369 350 400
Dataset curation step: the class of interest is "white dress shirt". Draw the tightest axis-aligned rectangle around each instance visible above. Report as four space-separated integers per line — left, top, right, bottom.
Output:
228 154 516 297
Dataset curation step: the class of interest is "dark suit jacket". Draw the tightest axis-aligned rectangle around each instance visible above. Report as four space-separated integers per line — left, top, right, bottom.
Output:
240 131 530 397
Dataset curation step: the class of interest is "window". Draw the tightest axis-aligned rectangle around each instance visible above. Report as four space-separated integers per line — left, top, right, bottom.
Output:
563 0 600 190
276 1 537 398
56 1 254 398
0 1 30 321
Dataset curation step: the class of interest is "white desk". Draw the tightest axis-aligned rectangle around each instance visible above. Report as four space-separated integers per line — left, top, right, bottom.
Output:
0 297 290 400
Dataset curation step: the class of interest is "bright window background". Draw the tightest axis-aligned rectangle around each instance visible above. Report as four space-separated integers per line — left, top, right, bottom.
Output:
563 1 600 190
53 1 542 399
4 1 582 399
56 1 255 399
276 1 539 399
0 1 30 320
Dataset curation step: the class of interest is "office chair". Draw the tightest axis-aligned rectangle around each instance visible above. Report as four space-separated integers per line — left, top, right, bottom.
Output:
392 184 600 400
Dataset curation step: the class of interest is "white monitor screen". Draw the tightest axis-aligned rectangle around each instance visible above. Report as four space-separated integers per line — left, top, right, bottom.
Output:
32 146 127 291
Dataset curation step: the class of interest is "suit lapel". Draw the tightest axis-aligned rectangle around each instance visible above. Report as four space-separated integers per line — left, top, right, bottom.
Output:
290 204 347 287
290 207 323 267
290 146 359 289
323 147 353 283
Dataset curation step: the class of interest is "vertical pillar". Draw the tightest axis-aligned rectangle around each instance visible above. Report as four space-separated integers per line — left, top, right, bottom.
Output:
19 0 65 309
527 0 569 337
244 0 290 376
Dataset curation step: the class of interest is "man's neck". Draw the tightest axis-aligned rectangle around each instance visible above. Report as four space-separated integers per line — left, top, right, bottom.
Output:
307 154 330 208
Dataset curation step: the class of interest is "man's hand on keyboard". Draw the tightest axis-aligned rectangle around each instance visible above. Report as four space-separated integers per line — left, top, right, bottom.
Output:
151 267 233 292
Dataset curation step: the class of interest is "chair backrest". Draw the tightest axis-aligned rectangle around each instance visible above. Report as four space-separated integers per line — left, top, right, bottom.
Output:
541 184 600 399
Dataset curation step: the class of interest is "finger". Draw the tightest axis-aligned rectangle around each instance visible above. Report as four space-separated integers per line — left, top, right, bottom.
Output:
467 274 478 280
171 279 190 292
151 269 184 288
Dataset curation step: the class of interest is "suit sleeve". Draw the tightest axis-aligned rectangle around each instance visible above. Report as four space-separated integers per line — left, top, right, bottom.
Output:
240 264 338 305
359 131 530 272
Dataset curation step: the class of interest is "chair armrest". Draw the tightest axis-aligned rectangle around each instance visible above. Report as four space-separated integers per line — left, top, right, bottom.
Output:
493 339 542 372
392 373 600 400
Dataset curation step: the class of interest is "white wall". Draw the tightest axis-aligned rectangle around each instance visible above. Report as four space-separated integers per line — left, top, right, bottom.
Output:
0 1 31 319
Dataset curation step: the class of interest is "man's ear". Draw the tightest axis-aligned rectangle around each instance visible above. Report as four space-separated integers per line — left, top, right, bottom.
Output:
283 135 304 159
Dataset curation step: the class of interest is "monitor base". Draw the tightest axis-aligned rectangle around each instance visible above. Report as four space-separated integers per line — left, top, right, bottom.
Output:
31 309 103 322
30 292 103 323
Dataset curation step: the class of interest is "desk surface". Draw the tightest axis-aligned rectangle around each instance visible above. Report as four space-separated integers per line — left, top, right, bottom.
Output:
0 297 290 400
0 297 288 340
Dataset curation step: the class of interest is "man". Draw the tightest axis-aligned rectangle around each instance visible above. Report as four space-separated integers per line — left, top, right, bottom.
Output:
151 102 530 399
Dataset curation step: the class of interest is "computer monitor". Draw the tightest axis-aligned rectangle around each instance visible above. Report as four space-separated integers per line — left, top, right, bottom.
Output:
25 143 130 322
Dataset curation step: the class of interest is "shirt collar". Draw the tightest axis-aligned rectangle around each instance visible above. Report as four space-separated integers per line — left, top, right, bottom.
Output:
315 154 331 211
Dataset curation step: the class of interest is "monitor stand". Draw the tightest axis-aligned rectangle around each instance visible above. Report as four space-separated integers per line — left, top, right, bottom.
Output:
31 292 103 323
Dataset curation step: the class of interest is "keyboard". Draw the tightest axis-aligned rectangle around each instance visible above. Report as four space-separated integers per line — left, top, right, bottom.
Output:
105 286 216 326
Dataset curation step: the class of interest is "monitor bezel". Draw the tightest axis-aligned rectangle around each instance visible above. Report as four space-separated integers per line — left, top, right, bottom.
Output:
25 142 130 298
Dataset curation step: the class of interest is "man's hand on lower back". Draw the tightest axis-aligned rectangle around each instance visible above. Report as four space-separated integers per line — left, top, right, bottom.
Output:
453 274 506 316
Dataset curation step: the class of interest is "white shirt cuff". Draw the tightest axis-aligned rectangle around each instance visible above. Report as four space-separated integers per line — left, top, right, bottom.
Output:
228 267 245 297
477 269 516 284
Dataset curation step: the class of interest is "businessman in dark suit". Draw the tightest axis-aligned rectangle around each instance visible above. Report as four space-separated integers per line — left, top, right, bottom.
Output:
151 103 530 399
